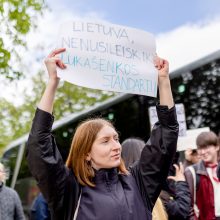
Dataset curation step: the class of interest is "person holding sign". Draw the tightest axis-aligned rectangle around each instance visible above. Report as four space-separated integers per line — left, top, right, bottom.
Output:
26 48 179 220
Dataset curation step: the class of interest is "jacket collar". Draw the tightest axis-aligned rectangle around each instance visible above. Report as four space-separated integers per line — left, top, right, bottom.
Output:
93 168 118 184
195 160 209 176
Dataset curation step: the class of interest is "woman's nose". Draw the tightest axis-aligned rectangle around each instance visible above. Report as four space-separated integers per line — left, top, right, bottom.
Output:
112 140 121 151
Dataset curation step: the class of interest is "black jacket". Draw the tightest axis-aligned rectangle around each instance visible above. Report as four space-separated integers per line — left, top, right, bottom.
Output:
160 181 191 220
26 105 179 220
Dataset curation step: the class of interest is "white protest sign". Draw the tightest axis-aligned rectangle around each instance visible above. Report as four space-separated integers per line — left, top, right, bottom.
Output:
148 104 187 137
177 127 210 151
56 20 157 97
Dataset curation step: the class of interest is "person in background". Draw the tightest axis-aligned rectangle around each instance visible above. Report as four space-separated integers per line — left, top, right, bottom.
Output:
160 161 191 220
26 48 179 220
31 192 51 220
0 162 25 220
185 131 220 220
121 138 145 168
183 148 200 169
121 137 168 220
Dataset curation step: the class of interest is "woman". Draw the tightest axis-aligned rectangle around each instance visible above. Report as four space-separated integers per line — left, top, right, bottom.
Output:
121 138 145 168
26 48 179 220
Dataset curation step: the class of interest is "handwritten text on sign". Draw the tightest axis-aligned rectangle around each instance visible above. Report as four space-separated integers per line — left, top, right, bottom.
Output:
57 20 157 97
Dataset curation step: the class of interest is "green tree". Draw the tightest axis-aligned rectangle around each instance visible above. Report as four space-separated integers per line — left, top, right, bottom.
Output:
0 70 115 153
0 0 46 80
22 70 115 119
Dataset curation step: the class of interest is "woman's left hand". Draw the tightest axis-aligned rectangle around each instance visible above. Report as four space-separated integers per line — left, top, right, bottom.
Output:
154 56 169 78
167 162 186 182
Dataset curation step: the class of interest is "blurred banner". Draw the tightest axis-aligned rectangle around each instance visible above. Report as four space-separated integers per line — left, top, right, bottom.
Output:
149 103 187 137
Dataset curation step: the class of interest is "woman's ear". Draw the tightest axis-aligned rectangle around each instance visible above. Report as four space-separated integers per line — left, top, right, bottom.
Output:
86 153 91 161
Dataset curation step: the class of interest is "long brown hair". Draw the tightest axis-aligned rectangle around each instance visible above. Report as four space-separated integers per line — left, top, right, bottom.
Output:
66 118 128 187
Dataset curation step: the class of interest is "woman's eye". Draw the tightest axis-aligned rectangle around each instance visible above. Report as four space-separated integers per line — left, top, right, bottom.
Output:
114 137 119 142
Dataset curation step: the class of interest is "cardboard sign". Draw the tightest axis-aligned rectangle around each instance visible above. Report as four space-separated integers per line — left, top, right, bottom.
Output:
177 127 210 151
148 103 187 137
57 20 157 97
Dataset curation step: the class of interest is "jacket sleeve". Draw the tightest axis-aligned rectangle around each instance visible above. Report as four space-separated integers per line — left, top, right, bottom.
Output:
131 104 179 211
164 181 191 219
26 108 78 217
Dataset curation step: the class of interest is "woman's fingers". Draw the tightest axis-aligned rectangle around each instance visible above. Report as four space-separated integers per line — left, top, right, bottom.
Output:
167 176 175 181
48 48 67 69
57 59 66 69
173 164 179 172
45 56 66 69
153 56 168 70
48 48 66 58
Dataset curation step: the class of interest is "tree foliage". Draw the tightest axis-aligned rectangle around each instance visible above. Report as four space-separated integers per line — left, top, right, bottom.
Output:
0 70 115 152
0 0 46 80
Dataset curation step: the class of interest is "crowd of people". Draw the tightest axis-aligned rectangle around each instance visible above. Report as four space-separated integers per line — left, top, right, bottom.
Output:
0 48 219 220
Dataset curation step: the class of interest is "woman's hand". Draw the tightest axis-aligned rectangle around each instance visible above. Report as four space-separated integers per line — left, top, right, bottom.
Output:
167 162 186 182
154 56 169 78
44 48 67 82
154 55 173 108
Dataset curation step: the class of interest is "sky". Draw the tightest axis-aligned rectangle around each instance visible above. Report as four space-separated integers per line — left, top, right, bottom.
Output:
2 0 220 104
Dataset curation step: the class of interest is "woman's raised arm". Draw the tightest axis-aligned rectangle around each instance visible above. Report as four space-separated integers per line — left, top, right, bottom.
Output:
38 48 66 114
154 57 174 109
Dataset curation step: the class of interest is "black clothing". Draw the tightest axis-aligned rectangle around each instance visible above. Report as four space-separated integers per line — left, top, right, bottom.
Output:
26 105 179 220
77 168 148 220
160 181 191 220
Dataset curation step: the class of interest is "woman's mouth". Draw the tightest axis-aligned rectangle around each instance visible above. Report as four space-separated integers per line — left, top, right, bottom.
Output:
112 154 120 159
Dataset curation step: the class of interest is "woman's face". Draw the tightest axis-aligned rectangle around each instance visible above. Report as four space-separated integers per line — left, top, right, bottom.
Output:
87 125 121 170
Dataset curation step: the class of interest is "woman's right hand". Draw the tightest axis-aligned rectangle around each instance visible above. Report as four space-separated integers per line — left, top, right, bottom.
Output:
44 48 67 81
